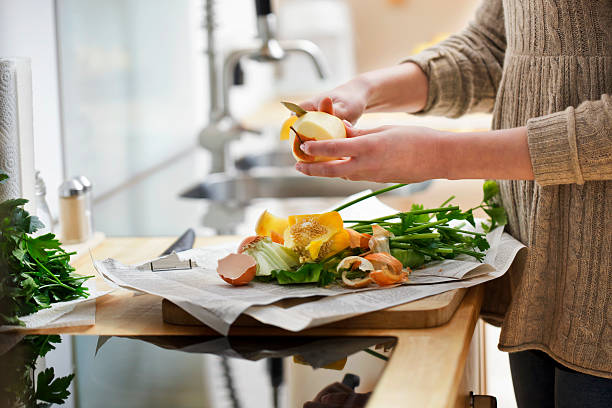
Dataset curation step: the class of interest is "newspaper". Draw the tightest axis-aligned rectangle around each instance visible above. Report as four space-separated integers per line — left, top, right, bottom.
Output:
95 192 525 335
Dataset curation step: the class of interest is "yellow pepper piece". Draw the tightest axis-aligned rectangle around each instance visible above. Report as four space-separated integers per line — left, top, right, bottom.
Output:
327 230 350 257
293 355 347 370
284 211 350 262
280 116 298 140
255 210 289 244
306 239 324 260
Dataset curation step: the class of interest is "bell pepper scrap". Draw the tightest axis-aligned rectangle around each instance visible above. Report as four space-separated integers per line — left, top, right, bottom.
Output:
284 211 350 263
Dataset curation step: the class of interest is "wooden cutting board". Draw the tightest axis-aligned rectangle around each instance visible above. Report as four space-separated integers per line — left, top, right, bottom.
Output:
162 287 467 330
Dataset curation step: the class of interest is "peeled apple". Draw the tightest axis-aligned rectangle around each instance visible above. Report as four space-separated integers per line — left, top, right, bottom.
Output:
280 111 346 162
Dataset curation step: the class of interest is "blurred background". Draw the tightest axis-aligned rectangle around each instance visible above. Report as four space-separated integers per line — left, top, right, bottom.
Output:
0 0 516 407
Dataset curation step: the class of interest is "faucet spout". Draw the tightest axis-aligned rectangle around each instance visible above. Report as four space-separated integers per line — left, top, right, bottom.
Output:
279 39 330 79
198 0 330 174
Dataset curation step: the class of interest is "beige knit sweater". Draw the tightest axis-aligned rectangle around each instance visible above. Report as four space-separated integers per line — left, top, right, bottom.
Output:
408 0 611 378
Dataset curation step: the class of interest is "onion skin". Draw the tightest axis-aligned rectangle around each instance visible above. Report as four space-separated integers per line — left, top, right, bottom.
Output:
369 269 408 286
217 253 257 286
346 228 371 250
364 252 407 286
341 270 373 288
364 252 403 275
338 256 374 288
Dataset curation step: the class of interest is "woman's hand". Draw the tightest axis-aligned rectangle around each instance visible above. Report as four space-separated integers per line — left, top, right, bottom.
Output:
299 63 429 124
299 78 370 125
295 125 535 182
295 124 447 183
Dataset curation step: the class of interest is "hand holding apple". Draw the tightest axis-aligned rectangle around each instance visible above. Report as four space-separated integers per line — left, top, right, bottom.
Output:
280 98 348 163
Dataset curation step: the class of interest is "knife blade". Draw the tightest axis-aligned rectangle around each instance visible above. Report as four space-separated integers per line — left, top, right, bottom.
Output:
160 228 196 256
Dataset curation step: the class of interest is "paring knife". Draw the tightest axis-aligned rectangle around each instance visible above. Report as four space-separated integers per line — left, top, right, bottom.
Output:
160 228 196 255
96 228 197 354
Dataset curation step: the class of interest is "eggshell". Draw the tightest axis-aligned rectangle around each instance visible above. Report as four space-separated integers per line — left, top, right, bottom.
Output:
217 253 257 286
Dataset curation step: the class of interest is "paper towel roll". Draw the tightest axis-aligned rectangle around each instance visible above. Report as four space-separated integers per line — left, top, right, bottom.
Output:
0 58 35 212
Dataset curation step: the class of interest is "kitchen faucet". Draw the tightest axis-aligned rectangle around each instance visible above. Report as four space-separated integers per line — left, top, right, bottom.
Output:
199 0 329 173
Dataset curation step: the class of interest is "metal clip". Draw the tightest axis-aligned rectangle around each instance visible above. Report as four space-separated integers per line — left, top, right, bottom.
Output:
149 253 194 272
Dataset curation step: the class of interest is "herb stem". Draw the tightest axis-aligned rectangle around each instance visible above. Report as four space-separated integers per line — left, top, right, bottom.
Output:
391 232 440 241
363 348 389 361
439 195 456 208
332 184 407 212
402 218 448 233
343 206 460 225
30 252 79 293
435 226 486 236
47 251 77 260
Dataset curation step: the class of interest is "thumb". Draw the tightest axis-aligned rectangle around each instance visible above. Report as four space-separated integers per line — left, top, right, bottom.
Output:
345 123 368 138
319 97 335 115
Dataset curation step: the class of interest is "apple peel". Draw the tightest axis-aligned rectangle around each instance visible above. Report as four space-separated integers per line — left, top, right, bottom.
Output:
217 253 257 286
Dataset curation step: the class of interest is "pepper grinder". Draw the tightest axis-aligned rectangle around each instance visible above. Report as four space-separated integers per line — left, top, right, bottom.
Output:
58 177 92 244
75 175 94 237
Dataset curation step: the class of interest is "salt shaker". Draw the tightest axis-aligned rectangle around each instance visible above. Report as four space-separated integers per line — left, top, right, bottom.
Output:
58 177 92 244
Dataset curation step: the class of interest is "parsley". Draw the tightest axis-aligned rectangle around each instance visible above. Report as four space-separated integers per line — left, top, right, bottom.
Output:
341 181 508 268
35 368 75 406
0 335 74 408
0 171 92 326
255 181 508 284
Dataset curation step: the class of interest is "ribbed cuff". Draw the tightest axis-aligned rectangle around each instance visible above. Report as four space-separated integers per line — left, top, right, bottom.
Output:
527 107 585 186
403 49 464 118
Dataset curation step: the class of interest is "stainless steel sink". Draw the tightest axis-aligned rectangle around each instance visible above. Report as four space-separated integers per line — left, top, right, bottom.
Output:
181 168 430 202
234 151 295 170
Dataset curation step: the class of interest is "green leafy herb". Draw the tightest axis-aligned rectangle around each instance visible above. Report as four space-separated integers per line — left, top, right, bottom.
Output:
35 368 75 405
0 171 92 326
340 181 507 268
1 335 74 408
270 263 324 285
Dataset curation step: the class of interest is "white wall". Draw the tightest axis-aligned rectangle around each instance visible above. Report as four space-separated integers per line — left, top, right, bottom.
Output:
0 0 64 217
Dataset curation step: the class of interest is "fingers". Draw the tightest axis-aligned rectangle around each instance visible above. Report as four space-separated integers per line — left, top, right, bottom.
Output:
345 125 372 138
302 137 367 158
296 158 362 179
318 97 334 115
299 100 317 112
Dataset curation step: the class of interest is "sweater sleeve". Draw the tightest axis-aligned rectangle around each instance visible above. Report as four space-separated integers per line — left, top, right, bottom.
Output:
404 0 506 117
526 94 612 186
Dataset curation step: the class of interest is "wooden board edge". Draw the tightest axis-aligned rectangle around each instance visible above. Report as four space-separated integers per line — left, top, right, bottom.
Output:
162 288 468 330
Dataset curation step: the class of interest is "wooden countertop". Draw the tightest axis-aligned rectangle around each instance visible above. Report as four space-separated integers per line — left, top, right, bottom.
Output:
22 179 488 407
21 233 484 407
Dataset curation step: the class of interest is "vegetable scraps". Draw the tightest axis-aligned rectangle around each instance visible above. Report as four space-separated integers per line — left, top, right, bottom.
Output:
217 181 507 288
0 171 92 326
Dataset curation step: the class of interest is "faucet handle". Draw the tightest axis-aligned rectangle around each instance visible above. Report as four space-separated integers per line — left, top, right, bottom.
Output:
255 0 273 16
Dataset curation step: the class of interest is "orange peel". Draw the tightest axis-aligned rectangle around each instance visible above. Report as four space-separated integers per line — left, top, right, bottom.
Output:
255 210 289 244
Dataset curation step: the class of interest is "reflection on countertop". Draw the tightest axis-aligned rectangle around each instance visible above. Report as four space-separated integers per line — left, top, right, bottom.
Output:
0 333 394 408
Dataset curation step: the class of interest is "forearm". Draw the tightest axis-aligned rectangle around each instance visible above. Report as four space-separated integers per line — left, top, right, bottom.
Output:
438 127 534 180
354 63 429 114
